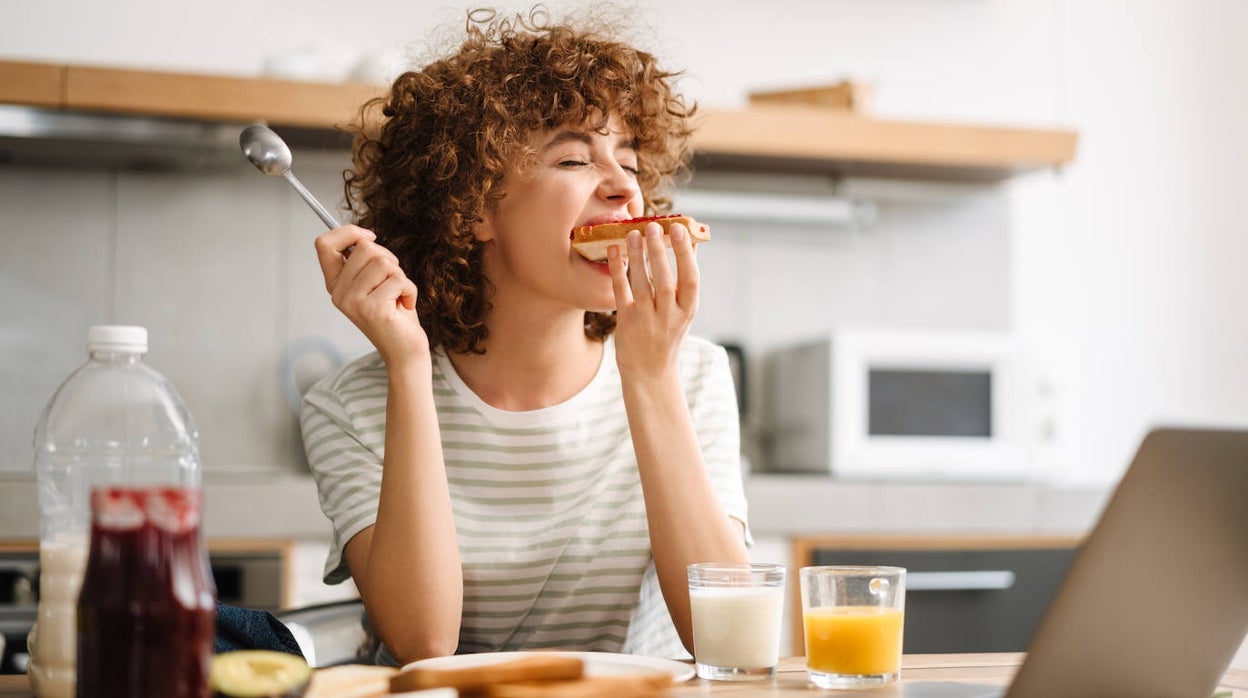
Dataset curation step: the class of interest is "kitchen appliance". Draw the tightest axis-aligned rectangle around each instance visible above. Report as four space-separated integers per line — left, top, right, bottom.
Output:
762 328 1046 480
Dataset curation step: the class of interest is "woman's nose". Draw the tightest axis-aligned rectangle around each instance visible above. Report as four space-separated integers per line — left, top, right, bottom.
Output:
598 163 640 203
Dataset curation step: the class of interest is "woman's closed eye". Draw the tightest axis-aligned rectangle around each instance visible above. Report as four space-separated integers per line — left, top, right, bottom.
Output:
556 158 638 177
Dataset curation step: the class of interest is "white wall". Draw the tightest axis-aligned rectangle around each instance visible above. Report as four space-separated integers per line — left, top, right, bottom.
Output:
1014 1 1248 484
6 0 1245 484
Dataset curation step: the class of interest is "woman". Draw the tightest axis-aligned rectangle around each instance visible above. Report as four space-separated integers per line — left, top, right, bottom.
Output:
301 7 749 664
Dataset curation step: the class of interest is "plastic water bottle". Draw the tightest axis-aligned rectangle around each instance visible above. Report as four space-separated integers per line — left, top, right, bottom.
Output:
28 326 206 698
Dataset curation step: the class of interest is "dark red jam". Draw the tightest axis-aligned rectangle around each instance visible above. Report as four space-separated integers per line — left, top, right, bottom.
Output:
76 488 216 698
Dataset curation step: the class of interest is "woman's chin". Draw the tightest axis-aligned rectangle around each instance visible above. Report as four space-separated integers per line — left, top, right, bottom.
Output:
582 291 618 314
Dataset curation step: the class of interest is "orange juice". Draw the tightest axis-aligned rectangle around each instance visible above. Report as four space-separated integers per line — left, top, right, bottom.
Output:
804 606 904 675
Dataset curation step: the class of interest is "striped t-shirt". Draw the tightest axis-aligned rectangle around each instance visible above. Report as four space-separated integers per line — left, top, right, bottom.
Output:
300 335 749 659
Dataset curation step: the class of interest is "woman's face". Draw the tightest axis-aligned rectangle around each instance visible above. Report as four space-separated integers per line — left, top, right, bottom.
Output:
477 112 644 316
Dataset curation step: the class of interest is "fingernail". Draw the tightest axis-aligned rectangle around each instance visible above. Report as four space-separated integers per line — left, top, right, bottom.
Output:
608 243 620 261
671 224 686 242
628 230 642 249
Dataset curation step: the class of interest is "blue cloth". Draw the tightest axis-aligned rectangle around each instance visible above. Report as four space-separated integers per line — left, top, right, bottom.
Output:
214 603 303 657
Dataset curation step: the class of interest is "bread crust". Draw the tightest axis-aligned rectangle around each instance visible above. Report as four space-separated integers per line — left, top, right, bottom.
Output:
570 215 709 261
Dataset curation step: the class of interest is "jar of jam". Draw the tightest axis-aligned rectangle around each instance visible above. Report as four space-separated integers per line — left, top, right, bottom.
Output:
76 487 215 697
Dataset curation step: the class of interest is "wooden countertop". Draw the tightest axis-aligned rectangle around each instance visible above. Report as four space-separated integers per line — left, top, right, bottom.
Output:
2 654 1244 696
0 59 1076 181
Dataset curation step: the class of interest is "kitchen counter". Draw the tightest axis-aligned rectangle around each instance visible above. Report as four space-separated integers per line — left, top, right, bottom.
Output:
743 475 1108 536
0 473 1107 542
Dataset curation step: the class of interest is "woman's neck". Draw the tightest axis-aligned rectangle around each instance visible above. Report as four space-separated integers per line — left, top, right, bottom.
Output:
446 312 606 411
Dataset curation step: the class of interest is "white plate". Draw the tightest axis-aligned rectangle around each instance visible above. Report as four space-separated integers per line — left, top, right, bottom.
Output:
402 650 695 682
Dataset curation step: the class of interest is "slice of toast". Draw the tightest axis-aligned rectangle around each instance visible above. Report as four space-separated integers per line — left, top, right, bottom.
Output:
389 654 585 693
483 673 672 698
571 215 709 261
303 664 397 698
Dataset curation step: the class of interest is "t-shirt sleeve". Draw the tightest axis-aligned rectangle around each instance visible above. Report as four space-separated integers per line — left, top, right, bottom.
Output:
300 376 385 585
683 338 753 547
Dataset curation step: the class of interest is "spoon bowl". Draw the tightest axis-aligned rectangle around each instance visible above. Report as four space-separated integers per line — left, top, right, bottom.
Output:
239 124 340 229
239 124 293 176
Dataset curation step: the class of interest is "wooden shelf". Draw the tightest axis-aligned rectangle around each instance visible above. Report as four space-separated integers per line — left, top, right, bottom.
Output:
693 106 1077 181
0 59 384 130
0 61 65 107
0 60 1078 180
64 65 383 130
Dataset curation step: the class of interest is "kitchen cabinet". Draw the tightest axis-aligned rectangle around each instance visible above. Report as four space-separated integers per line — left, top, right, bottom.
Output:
791 535 1081 655
0 538 294 609
0 59 1076 181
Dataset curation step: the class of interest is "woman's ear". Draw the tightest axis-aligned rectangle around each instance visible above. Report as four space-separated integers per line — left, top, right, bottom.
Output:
472 214 495 243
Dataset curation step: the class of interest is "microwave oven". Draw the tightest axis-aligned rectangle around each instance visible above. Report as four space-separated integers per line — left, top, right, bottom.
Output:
763 328 1037 480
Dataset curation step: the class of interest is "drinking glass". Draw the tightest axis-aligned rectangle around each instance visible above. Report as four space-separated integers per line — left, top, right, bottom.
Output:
800 565 906 689
688 562 787 681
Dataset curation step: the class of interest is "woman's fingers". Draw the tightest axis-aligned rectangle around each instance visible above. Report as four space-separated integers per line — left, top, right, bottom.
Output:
645 222 677 305
626 228 653 305
370 271 418 311
607 238 632 307
670 222 700 313
315 225 376 291
312 225 427 366
334 242 402 307
612 220 700 318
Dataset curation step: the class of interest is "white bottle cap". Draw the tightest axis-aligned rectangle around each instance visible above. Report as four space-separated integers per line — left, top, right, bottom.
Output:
87 325 149 353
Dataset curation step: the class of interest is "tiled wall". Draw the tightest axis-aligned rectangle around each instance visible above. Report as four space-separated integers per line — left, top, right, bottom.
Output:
0 150 1010 475
2 150 371 476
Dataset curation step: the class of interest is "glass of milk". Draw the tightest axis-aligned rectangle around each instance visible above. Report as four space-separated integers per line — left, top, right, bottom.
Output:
688 562 787 681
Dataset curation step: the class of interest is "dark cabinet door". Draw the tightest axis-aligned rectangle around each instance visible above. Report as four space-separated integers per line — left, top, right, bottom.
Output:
810 546 1078 653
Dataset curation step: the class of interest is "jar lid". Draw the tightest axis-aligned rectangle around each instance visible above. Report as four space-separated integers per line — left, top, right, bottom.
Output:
88 325 148 353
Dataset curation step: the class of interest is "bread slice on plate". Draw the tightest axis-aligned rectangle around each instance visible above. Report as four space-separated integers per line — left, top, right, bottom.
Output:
303 664 400 698
390 654 584 692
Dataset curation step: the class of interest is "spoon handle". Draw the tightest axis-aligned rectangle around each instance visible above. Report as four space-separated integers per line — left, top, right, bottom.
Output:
282 170 341 229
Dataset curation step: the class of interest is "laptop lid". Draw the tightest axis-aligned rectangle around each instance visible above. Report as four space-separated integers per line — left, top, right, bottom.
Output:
1005 427 1248 697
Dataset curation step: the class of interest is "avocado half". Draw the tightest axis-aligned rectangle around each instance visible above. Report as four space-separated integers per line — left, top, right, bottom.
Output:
211 650 313 698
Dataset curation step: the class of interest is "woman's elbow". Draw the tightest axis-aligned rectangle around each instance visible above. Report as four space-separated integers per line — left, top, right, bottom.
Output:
389 632 460 663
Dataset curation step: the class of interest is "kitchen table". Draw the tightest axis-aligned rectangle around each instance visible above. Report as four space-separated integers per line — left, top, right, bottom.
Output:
2 654 1245 696
676 654 1247 696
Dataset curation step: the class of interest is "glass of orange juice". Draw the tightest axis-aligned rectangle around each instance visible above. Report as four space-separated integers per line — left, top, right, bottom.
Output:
800 566 906 689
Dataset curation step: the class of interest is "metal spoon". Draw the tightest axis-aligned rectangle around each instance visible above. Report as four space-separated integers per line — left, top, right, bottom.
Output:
239 124 341 229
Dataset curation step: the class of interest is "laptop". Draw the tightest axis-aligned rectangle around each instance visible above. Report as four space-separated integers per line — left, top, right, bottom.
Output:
902 427 1248 698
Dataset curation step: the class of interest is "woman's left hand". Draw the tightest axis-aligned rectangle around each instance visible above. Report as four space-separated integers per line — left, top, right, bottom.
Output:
607 220 699 381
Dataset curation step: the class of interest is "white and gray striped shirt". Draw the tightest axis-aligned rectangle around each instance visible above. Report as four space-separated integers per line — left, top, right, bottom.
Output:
300 335 749 659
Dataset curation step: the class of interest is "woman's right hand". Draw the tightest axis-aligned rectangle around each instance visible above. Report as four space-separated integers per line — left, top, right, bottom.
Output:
314 225 428 368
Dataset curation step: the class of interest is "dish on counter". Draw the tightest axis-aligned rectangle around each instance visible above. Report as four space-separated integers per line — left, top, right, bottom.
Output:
401 650 695 682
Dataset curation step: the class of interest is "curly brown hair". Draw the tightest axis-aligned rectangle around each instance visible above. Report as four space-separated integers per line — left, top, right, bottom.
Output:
344 6 696 355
